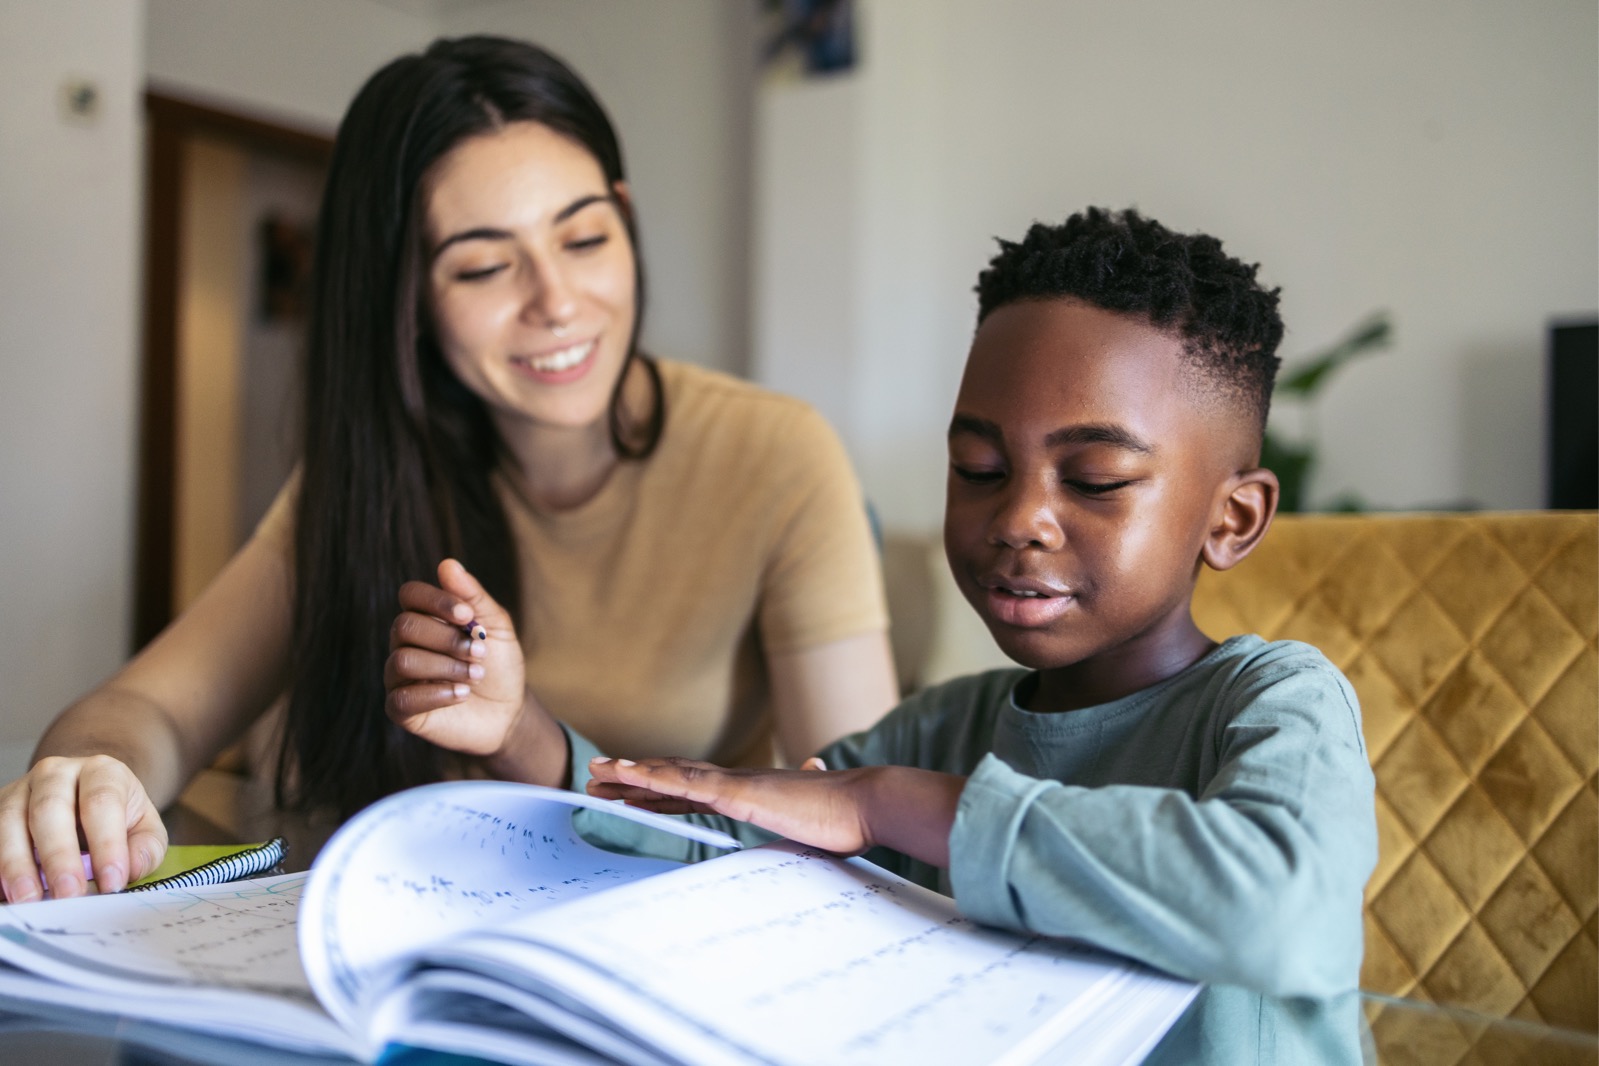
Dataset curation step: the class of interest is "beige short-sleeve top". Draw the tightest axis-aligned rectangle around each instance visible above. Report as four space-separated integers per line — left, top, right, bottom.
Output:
253 359 888 769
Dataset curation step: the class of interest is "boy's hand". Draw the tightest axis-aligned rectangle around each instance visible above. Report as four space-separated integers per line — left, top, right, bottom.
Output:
385 558 527 757
588 756 875 854
587 757 966 867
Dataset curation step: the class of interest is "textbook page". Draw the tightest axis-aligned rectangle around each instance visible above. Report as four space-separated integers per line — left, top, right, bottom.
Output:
300 779 738 1036
420 841 1198 1066
0 873 352 1055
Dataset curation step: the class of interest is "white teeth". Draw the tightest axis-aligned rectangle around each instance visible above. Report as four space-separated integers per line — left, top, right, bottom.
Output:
1006 589 1045 598
524 341 593 372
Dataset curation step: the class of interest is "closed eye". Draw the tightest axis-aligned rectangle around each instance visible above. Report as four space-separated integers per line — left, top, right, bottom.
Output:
566 235 609 252
1069 480 1133 496
951 465 1004 484
455 264 507 282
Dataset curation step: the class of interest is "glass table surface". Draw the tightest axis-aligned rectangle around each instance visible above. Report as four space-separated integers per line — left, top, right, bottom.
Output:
0 988 1592 1066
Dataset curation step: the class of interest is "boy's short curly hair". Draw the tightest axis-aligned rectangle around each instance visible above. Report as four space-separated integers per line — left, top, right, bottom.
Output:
975 207 1283 441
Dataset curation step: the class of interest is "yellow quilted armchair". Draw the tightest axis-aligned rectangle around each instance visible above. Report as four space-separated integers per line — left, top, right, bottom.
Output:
1192 511 1597 1038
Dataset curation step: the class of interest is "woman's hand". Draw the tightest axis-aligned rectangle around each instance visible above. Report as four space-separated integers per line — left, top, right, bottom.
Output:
385 559 530 757
587 756 965 866
0 755 168 902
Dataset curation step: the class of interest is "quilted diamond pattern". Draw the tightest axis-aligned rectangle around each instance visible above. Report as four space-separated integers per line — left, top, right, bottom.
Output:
1192 511 1598 1043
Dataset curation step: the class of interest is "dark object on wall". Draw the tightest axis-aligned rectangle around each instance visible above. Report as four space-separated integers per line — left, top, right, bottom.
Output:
1547 320 1597 509
761 0 856 77
257 213 314 322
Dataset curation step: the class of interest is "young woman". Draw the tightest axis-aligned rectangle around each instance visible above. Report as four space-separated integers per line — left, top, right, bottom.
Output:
0 36 897 903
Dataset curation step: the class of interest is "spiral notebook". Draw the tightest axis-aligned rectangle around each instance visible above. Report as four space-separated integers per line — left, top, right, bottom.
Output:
124 837 288 893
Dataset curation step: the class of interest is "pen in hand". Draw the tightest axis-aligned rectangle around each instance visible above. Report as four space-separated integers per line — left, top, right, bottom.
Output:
35 851 99 895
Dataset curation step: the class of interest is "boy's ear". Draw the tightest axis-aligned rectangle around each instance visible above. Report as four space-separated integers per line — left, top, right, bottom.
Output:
1201 467 1279 572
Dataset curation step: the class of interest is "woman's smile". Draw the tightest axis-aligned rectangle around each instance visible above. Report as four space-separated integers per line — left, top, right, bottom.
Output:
512 337 599 382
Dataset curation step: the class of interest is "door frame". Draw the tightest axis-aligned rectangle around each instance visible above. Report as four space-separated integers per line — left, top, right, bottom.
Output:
133 92 332 650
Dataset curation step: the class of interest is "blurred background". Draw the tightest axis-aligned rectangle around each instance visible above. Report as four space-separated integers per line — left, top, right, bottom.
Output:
1 0 1595 778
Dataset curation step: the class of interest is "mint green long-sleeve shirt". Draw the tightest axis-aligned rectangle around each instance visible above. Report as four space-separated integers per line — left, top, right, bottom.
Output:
569 635 1378 1064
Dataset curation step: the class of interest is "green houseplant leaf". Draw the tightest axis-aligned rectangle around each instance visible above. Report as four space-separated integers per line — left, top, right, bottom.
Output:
1276 311 1392 397
1265 310 1392 512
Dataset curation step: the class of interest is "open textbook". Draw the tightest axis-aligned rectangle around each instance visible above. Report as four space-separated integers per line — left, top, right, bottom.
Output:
0 781 1197 1065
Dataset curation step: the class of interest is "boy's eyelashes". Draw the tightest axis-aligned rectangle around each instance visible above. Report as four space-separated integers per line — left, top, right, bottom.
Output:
949 464 1136 496
1070 479 1134 497
950 464 1003 484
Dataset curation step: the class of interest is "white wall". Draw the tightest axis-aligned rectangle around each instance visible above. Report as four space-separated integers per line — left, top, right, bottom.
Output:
755 0 1599 530
145 0 434 130
0 0 147 777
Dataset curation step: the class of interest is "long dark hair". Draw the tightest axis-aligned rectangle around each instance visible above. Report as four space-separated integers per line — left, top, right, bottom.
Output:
278 36 663 818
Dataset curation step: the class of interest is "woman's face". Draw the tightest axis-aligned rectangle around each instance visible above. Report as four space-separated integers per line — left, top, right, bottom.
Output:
423 121 637 435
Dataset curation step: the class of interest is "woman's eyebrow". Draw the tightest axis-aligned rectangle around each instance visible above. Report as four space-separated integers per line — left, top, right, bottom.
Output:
429 193 613 260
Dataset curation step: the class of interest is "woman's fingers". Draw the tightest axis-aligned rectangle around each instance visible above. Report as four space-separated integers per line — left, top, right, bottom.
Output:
75 756 138 894
0 756 165 902
77 756 168 894
24 757 90 899
0 777 43 903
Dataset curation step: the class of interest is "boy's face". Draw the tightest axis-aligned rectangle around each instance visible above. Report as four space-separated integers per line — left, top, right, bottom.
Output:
944 298 1247 697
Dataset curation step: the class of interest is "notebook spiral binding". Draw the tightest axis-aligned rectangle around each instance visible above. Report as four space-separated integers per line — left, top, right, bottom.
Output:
125 837 289 893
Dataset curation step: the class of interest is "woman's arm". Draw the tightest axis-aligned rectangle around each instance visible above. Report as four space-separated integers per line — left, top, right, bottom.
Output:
766 629 899 764
0 531 295 901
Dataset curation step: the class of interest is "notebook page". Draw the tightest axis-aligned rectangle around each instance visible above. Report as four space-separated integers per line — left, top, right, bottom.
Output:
0 873 351 1053
433 841 1194 1066
301 779 736 1032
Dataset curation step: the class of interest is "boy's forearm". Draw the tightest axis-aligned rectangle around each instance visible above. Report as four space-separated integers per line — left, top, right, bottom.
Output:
858 766 965 869
480 689 571 789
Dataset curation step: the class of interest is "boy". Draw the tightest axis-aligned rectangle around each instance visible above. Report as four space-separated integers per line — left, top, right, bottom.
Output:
586 207 1378 1064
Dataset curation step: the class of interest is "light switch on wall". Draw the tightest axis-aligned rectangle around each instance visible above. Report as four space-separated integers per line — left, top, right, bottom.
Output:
60 77 101 124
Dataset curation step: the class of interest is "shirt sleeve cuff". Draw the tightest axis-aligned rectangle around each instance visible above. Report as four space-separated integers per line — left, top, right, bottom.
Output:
562 722 606 795
948 753 1057 930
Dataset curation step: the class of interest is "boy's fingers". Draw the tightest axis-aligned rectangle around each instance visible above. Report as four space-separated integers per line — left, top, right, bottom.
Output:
396 580 459 619
801 757 827 772
609 758 737 808
436 559 512 633
387 681 472 724
384 646 481 689
388 612 473 658
584 778 710 815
